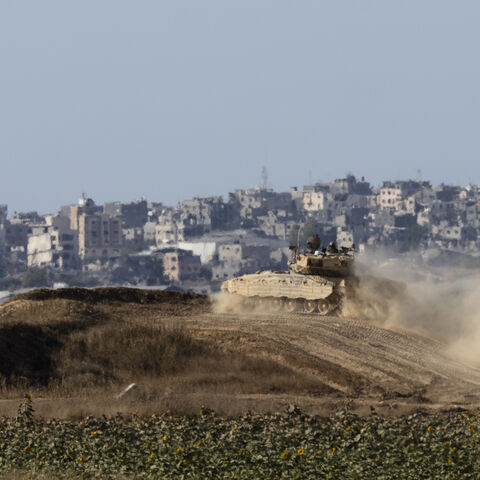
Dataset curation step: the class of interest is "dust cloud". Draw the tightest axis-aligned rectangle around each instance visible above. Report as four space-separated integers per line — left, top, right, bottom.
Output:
212 291 246 314
213 252 480 366
212 291 274 315
355 251 480 366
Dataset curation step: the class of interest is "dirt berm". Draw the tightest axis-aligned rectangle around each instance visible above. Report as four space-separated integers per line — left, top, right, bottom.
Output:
9 286 207 305
1 287 480 418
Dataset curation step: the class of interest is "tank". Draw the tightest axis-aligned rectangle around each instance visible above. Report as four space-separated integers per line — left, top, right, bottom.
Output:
221 235 403 316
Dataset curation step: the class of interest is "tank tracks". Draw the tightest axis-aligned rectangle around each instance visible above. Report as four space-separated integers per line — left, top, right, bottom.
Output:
231 293 343 316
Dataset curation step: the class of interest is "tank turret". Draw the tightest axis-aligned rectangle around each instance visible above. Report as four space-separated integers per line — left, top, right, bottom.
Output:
288 245 354 278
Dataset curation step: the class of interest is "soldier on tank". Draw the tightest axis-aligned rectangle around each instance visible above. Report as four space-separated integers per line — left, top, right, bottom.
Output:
326 241 338 254
306 234 321 253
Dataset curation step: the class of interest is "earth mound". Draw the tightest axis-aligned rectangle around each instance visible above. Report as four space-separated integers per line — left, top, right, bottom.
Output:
6 286 208 306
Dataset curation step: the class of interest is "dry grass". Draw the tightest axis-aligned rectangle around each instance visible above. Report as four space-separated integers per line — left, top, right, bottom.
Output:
58 320 203 387
0 288 328 416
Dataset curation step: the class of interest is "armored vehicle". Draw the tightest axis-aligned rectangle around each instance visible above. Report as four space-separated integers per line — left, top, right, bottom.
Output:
221 235 402 316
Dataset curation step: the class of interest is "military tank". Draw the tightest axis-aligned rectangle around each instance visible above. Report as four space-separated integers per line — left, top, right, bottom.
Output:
221 234 402 316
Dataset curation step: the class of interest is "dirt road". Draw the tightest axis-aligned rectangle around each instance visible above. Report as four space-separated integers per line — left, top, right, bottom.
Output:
184 311 480 413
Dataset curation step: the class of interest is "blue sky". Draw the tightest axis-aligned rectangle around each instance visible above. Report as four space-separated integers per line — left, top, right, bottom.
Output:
1 1 479 213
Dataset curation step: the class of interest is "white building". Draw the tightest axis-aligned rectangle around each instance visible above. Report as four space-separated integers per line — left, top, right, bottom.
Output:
303 191 325 211
143 221 157 243
398 195 416 215
378 187 402 210
177 241 217 264
337 228 354 248
27 215 77 268
155 223 179 246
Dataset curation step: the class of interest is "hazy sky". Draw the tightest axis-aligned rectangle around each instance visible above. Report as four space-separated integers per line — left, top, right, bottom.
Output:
1 1 479 214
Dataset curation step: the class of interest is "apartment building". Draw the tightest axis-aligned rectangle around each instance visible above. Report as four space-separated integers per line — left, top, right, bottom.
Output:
162 249 202 282
78 214 122 261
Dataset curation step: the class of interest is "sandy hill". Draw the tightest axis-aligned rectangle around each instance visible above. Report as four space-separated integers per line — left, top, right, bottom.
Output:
1 287 480 418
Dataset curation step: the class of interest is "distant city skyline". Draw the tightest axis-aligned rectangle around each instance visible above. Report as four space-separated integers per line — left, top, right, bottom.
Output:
1 1 479 214
0 170 475 217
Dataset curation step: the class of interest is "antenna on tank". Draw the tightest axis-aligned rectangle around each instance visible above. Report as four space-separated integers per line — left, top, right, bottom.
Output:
296 224 303 257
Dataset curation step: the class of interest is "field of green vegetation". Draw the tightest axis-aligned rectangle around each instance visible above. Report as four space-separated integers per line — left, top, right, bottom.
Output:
1 397 480 479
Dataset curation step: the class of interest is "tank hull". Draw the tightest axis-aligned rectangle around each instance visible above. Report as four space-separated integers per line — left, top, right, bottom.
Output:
221 270 348 314
221 270 345 300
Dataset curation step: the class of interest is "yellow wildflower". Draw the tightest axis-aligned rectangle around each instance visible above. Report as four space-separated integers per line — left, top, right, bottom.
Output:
232 423 237 430
331 447 336 456
92 431 98 436
223 460 229 466
448 459 452 463
313 451 319 457
77 456 84 464
176 447 183 454
149 453 155 462
297 448 304 456
469 423 475 430
182 461 189 467
163 435 168 442
281 451 289 459
427 425 432 432
444 441 449 446
28 394 33 402
197 440 204 447
452 447 456 452
346 425 352 432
